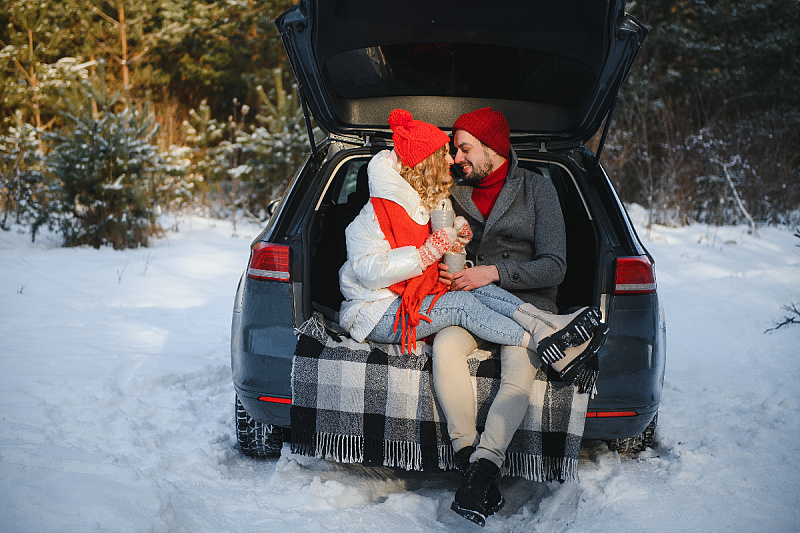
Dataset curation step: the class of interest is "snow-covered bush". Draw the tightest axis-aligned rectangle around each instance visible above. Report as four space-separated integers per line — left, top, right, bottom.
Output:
38 100 161 249
181 100 226 211
181 75 312 220
238 76 310 217
605 107 800 228
156 144 202 212
0 111 50 230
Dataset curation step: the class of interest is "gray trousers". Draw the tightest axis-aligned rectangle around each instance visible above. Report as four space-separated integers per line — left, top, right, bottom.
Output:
431 326 542 468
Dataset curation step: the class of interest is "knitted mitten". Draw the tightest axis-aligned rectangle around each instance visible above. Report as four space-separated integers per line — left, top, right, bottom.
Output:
447 216 471 253
418 228 455 269
449 216 473 253
454 216 473 243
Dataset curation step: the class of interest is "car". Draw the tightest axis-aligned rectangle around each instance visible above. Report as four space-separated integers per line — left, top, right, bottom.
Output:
231 0 665 459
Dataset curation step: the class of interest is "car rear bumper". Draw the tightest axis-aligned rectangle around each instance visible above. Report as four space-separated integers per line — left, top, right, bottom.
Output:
236 389 660 439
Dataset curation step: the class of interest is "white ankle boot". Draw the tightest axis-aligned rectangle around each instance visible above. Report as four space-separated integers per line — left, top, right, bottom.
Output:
513 304 604 365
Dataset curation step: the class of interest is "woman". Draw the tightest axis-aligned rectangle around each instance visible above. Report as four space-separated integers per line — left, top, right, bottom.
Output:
338 109 602 368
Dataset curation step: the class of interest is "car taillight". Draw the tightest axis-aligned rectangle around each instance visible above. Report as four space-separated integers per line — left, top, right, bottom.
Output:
614 256 656 294
586 411 638 418
258 395 292 405
248 242 290 282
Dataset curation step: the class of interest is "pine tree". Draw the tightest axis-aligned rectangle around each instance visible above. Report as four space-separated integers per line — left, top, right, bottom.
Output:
182 100 226 208
603 0 800 226
238 69 312 217
145 0 296 121
0 110 48 229
629 0 800 121
156 144 199 212
41 76 161 249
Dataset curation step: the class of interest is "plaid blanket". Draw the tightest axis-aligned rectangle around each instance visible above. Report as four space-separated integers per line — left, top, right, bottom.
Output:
290 315 595 482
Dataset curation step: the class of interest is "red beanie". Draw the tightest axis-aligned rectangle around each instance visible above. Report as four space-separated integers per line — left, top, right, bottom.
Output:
388 109 451 168
452 107 510 158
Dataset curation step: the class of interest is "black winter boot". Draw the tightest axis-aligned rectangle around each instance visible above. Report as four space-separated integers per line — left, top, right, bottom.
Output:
451 458 503 527
453 446 475 475
452 448 505 517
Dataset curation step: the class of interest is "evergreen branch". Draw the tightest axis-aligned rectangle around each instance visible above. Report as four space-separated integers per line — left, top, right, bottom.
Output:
0 39 35 85
91 6 120 28
127 47 151 64
86 32 122 64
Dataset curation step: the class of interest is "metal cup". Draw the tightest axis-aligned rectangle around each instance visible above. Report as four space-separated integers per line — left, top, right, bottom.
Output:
430 209 455 231
441 251 474 273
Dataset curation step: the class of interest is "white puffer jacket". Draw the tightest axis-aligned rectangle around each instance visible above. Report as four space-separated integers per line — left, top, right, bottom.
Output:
339 150 449 342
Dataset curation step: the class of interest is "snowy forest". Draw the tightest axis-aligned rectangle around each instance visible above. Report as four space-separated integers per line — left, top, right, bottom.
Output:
1 0 799 249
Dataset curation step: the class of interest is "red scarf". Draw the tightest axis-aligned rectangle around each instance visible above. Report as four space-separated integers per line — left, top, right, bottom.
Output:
371 197 448 353
471 159 508 220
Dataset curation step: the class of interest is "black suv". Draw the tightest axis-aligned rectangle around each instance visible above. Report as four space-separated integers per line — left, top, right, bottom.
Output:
232 0 665 458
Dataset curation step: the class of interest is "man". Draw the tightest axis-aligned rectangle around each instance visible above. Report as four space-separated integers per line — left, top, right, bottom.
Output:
433 107 574 526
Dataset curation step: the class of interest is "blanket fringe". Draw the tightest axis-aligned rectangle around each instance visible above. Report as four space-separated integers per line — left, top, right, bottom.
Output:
292 432 581 482
438 445 455 471
294 314 327 342
289 432 314 457
505 452 580 483
295 432 432 472
383 440 423 471
574 367 600 397
314 432 364 464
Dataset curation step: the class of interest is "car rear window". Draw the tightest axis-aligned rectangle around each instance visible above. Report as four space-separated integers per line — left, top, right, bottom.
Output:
324 43 594 107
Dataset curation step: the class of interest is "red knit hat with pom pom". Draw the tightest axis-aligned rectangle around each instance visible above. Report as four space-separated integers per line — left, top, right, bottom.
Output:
388 109 450 168
452 107 510 158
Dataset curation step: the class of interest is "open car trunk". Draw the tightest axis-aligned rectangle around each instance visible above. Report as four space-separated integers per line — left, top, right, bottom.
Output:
277 0 647 160
304 150 600 323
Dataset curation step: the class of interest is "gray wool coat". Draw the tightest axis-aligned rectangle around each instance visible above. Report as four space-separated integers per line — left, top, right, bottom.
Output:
450 149 566 313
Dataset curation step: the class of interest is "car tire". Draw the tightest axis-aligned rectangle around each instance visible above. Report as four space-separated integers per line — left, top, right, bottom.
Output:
605 412 657 454
235 394 285 458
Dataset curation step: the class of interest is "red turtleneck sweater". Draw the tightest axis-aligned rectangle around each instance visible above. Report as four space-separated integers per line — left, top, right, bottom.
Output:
471 160 508 220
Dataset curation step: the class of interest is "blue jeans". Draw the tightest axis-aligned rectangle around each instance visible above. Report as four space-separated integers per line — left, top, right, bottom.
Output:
367 284 525 346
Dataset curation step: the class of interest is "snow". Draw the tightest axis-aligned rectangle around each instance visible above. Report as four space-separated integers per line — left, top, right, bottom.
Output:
2 208 799 532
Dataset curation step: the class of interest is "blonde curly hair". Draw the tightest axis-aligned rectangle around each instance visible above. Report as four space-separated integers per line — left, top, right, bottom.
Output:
398 145 452 211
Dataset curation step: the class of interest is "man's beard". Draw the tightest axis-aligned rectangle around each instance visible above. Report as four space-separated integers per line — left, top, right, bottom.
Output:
456 147 495 187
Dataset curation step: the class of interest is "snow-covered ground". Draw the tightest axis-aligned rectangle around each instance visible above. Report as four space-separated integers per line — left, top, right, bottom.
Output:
1 208 799 532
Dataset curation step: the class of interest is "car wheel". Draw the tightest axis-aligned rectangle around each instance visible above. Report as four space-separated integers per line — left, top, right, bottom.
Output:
235 394 285 458
605 412 657 454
